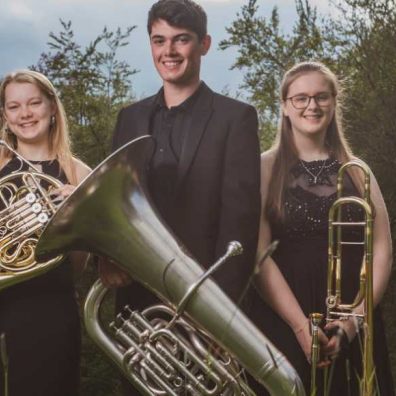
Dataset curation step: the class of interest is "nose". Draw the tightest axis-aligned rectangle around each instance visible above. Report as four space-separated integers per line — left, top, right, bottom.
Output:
306 96 319 110
163 39 176 56
20 105 33 118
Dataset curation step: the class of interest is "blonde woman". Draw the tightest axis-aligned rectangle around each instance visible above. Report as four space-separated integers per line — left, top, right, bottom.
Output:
251 62 394 395
0 70 90 396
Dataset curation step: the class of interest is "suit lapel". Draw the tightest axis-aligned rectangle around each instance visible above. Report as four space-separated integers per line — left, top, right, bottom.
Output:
176 83 214 192
135 96 157 137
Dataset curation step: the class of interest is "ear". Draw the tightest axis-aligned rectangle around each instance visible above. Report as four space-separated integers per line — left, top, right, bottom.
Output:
200 34 211 56
281 100 289 117
51 101 57 117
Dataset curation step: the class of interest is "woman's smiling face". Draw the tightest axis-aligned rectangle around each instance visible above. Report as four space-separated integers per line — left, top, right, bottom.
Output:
4 81 54 145
282 71 336 139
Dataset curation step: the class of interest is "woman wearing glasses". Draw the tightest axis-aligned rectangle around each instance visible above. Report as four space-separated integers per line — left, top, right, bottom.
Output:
251 61 393 394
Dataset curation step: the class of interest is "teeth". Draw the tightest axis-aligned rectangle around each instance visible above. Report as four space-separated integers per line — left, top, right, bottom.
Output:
163 61 181 68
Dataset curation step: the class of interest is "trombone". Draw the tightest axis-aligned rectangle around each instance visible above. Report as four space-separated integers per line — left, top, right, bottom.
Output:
310 159 375 396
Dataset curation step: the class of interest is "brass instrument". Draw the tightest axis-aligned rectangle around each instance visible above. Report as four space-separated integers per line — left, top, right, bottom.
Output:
0 140 63 290
310 159 374 395
36 135 306 396
309 312 323 396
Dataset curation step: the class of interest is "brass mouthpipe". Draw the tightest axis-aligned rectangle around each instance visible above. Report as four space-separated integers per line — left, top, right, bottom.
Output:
310 313 323 396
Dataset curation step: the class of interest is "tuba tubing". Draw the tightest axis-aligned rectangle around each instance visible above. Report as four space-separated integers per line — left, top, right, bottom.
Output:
36 136 305 395
84 279 158 395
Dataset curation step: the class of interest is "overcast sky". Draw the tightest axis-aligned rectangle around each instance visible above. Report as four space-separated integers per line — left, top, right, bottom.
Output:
0 0 332 98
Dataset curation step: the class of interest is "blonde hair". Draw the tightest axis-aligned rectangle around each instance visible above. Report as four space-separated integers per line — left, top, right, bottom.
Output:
0 70 77 185
266 61 361 220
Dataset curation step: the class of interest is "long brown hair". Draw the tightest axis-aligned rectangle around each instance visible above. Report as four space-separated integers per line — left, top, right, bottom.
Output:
266 61 358 220
0 70 77 185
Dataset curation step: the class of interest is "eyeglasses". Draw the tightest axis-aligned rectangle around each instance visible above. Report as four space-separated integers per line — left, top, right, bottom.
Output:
286 92 334 109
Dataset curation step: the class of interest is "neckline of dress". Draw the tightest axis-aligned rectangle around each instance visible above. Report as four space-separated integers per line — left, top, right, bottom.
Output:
28 159 56 164
12 156 56 165
299 156 334 165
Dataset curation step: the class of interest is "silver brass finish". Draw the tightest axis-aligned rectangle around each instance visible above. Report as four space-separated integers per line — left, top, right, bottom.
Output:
36 136 306 396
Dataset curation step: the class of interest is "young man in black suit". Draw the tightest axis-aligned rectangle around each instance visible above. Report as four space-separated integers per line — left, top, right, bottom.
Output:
99 0 261 394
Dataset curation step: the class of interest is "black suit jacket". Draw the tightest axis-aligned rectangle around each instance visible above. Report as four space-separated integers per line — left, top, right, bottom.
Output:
113 82 261 311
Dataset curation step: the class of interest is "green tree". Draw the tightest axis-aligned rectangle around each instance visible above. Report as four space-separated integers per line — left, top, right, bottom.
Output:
34 19 138 166
219 0 343 148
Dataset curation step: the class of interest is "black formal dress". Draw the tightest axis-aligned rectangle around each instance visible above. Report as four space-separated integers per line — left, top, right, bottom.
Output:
0 158 81 396
250 158 394 395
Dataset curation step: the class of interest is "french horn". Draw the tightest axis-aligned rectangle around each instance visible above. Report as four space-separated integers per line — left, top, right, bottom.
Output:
0 139 63 290
36 135 306 395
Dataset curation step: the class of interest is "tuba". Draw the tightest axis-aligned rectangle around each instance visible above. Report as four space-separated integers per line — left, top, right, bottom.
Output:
0 139 63 290
310 160 374 395
36 135 306 396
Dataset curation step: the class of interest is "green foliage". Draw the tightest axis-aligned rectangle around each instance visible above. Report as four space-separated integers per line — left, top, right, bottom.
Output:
219 0 345 147
33 20 138 167
77 265 122 395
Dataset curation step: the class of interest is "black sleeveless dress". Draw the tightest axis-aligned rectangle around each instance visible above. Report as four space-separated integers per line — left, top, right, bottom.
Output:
250 158 394 395
0 158 81 396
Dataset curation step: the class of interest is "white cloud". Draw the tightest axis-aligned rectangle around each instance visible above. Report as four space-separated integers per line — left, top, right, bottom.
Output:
5 0 34 20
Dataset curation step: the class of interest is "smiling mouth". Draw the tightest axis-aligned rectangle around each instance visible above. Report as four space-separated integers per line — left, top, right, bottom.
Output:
303 114 322 120
20 121 37 128
162 60 183 69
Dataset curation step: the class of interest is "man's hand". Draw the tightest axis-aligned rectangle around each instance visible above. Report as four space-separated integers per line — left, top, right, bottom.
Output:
98 257 132 288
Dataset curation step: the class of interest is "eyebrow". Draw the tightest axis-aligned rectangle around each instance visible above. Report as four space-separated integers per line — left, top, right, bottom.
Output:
291 90 330 95
150 33 193 40
6 96 42 104
288 90 331 97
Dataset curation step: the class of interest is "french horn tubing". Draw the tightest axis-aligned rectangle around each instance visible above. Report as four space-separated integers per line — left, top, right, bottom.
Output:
0 139 63 290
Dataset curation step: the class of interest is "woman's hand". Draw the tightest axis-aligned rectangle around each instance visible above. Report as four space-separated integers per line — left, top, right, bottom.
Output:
293 319 331 367
98 257 132 288
50 184 76 203
293 319 312 362
323 318 358 360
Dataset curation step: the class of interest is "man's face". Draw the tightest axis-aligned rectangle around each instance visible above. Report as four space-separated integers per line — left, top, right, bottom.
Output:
149 19 211 88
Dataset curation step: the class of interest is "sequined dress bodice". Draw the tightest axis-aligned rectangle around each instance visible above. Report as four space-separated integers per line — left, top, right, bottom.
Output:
271 157 361 241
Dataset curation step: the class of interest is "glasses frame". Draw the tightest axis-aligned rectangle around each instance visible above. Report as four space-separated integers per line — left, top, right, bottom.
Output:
285 92 335 110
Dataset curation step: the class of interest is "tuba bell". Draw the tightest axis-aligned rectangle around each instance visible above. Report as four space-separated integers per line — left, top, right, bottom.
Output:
36 135 306 395
0 139 63 290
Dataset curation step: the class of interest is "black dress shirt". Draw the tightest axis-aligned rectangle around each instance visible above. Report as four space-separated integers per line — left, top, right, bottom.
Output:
148 84 204 224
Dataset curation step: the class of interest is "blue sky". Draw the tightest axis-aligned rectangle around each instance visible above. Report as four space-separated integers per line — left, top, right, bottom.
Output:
0 0 332 98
